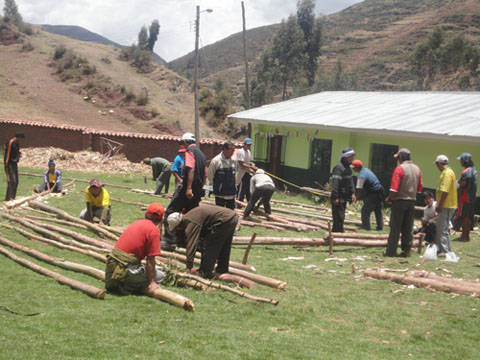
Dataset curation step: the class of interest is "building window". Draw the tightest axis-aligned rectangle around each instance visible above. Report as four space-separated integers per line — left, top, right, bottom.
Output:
310 138 332 187
370 143 399 190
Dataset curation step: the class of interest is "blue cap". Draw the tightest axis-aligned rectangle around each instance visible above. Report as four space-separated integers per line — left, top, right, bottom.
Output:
341 148 356 159
48 160 55 166
457 152 472 161
244 138 253 145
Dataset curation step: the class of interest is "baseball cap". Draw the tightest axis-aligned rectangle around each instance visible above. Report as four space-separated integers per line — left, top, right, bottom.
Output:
244 138 253 145
434 154 449 164
351 160 363 168
181 132 195 141
146 203 165 220
457 152 472 161
394 148 411 158
48 160 55 167
167 212 183 231
341 148 356 158
89 178 102 188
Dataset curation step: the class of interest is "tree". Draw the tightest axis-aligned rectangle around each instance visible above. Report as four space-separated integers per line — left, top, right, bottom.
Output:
271 15 307 100
297 0 322 86
147 20 160 52
3 0 22 25
138 26 149 50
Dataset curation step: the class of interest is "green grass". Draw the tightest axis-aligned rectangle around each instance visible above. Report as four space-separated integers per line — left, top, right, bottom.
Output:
1 168 479 359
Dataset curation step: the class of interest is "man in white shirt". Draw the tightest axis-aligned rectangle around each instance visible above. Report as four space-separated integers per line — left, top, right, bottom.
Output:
236 138 254 203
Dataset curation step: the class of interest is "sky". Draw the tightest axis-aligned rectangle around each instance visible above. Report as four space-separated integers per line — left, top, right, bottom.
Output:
1 0 363 62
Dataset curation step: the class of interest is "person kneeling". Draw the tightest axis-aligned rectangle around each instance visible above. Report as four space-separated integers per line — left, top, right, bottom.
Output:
79 178 111 225
167 204 238 279
105 204 165 295
35 160 64 193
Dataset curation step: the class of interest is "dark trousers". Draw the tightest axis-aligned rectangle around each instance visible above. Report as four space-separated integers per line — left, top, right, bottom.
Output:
5 162 18 201
385 199 415 256
155 170 171 194
237 173 251 202
162 185 202 247
37 182 63 193
361 191 384 230
215 197 235 210
244 186 274 217
424 222 436 244
198 215 238 278
331 199 347 233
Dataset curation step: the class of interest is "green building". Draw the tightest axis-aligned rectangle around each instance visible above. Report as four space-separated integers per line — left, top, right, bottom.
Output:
229 91 480 201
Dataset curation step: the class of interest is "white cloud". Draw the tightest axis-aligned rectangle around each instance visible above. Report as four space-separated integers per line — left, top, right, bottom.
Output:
1 0 363 61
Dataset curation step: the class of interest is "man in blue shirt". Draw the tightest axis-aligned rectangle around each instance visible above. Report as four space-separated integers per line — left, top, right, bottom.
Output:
171 147 186 187
352 160 384 230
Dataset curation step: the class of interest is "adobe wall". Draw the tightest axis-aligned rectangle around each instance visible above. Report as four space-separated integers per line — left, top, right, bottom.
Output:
0 120 225 162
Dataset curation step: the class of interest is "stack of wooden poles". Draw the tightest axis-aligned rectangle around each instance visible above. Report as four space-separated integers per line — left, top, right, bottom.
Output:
0 201 283 311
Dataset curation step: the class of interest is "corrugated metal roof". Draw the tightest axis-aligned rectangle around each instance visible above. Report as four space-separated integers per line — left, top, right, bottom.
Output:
228 91 480 141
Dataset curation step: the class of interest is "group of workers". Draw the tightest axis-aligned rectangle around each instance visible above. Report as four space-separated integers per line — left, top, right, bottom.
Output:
4 131 478 297
330 147 478 258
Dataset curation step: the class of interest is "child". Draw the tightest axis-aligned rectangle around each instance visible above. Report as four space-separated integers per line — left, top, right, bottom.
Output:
35 160 63 193
421 191 437 243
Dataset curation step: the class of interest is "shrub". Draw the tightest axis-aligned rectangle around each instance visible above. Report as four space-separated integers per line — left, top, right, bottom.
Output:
136 91 149 106
53 45 66 60
21 41 33 52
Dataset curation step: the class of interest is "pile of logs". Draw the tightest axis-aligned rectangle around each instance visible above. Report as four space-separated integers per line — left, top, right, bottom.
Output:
365 269 480 298
0 202 283 310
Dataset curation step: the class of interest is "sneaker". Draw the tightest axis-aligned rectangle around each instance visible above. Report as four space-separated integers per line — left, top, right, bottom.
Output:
399 251 411 258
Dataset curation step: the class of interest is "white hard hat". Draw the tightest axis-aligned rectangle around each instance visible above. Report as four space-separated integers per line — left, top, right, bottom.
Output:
167 212 183 231
181 132 195 141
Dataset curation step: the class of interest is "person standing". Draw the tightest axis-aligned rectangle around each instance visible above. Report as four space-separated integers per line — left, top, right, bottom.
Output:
243 169 276 219
4 132 25 201
384 148 423 257
352 160 384 230
163 132 206 250
35 160 63 193
105 203 165 295
330 148 356 232
236 138 254 202
143 157 171 195
80 178 112 225
171 147 186 187
167 204 238 279
434 155 457 256
456 152 478 242
207 141 237 209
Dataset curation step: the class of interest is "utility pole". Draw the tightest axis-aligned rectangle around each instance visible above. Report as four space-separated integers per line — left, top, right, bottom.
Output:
194 5 200 146
242 1 250 110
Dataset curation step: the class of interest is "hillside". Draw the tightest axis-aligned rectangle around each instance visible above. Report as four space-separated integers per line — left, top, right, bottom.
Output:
0 19 223 138
41 24 166 64
169 0 480 95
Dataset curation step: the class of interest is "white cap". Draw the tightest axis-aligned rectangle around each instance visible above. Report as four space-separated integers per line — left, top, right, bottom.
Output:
167 212 183 231
434 154 449 164
181 132 195 141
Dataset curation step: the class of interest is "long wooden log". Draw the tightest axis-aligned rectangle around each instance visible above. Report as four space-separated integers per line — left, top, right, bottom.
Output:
147 287 195 312
240 219 284 231
364 270 480 298
328 232 421 240
0 236 105 281
5 190 50 209
0 223 106 262
0 212 109 253
175 278 208 291
110 197 147 207
22 215 89 231
269 199 328 211
29 201 118 241
0 244 105 299
176 273 279 306
407 271 480 289
130 188 172 199
26 219 114 250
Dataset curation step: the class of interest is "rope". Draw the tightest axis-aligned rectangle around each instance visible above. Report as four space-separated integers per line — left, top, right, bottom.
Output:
260 169 329 197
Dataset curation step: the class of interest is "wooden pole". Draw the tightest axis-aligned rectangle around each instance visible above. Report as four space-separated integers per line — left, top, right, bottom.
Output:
0 236 105 281
0 223 107 262
328 221 333 256
241 1 250 110
147 287 195 312
417 233 424 254
242 232 257 265
0 245 105 299
29 201 118 241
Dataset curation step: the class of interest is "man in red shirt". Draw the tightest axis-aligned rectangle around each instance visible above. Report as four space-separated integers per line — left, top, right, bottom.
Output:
105 203 165 295
385 148 423 257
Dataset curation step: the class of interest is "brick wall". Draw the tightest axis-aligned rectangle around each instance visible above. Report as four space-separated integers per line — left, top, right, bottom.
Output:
0 119 226 162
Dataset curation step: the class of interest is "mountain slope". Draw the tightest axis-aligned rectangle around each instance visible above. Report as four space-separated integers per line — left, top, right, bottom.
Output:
169 0 480 93
41 24 166 64
0 20 223 137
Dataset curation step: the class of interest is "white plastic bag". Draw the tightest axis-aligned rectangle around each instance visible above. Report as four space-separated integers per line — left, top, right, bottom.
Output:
445 251 459 263
423 243 437 261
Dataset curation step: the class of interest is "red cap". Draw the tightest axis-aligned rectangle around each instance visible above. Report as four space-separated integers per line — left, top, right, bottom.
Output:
146 203 165 220
89 178 103 187
352 160 363 168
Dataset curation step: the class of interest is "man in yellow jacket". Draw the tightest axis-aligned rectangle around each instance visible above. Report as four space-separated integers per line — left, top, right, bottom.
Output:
80 178 111 225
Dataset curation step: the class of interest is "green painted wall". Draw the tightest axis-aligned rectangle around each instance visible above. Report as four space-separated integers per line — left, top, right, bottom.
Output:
252 123 480 194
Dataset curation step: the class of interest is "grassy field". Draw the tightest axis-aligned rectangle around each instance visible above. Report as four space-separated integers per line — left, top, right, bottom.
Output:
1 167 479 360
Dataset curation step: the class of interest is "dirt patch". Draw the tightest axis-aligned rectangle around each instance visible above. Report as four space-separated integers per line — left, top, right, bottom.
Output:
152 122 183 136
126 106 152 121
19 147 150 174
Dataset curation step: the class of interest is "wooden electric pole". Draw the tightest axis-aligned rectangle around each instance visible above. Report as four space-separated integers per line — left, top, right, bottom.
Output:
194 5 200 146
242 1 250 110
